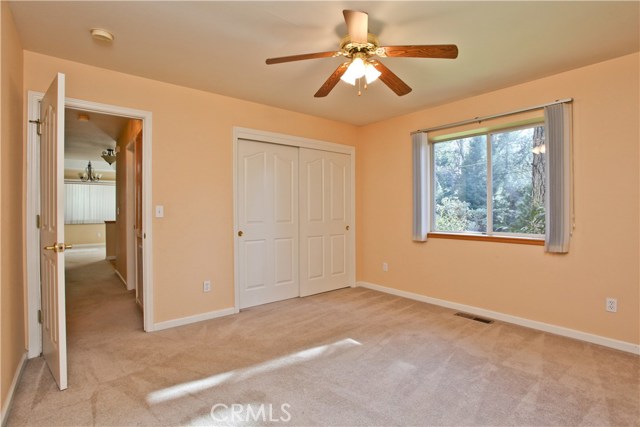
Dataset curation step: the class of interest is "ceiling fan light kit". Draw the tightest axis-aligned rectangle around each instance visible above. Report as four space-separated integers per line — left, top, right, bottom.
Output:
265 9 458 98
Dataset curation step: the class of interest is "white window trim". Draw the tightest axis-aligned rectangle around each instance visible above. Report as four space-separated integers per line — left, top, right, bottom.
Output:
430 122 546 240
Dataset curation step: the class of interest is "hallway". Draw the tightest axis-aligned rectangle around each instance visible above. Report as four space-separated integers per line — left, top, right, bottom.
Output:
65 246 142 347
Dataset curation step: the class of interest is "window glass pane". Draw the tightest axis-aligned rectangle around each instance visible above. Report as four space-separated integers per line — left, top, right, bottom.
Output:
433 135 487 232
491 126 545 235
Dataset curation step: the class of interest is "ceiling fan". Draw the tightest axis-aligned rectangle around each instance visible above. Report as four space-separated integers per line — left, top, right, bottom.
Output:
265 10 458 97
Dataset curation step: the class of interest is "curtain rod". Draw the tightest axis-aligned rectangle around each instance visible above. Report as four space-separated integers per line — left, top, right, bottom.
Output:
411 98 573 135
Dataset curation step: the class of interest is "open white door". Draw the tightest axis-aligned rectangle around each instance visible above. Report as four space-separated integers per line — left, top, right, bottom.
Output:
39 73 68 390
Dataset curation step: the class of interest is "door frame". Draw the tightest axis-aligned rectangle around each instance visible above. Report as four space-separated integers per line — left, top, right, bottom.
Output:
26 91 155 357
232 127 356 313
125 138 137 293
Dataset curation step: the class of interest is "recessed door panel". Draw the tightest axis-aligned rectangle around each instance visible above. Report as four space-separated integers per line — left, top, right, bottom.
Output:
307 236 324 279
330 161 346 221
244 153 267 224
306 159 324 222
274 238 294 285
274 155 295 224
244 240 267 290
330 234 346 275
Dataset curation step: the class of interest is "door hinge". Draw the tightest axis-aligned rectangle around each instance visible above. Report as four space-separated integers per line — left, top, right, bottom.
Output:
29 119 42 136
37 309 42 324
36 214 41 229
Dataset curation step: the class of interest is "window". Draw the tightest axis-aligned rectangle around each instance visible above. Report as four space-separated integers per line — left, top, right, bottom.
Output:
64 181 116 224
413 102 571 250
432 124 545 238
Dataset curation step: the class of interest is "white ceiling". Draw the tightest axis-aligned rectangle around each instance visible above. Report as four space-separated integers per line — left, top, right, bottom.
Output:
64 108 129 171
64 108 128 160
10 1 640 126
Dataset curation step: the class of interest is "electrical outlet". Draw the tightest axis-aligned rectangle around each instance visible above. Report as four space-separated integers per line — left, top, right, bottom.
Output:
203 280 212 293
606 297 617 313
382 262 388 272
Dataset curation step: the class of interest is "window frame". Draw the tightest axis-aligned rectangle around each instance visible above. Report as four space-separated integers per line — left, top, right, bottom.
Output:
429 121 546 243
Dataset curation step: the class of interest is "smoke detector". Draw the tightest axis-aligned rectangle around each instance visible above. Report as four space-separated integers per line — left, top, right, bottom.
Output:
90 28 114 43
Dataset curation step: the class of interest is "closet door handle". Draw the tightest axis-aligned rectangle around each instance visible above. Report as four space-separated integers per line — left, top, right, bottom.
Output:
238 230 244 237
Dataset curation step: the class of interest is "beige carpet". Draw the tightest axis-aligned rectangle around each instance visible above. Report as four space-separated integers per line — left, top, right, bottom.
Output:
6 247 640 426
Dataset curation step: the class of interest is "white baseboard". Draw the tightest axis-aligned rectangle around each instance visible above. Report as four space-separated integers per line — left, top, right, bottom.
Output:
153 307 236 331
357 281 640 355
114 269 127 287
68 243 105 249
1 352 27 426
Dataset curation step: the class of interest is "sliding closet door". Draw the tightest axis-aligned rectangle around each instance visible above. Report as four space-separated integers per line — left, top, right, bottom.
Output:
237 140 299 308
299 148 351 296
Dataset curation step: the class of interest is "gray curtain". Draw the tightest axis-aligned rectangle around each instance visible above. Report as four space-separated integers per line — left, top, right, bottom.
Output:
412 132 430 241
544 103 572 253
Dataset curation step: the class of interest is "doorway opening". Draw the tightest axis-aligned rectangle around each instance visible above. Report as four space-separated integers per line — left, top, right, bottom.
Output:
26 91 154 367
63 106 143 324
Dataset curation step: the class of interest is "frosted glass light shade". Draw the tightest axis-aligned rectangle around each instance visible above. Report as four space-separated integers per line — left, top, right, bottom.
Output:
364 64 381 84
340 57 367 85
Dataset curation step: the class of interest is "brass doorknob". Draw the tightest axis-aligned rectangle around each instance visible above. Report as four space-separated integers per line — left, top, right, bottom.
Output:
44 243 72 253
346 225 350 231
238 230 244 237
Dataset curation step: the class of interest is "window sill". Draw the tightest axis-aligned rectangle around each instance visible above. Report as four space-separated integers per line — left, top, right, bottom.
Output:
427 232 544 246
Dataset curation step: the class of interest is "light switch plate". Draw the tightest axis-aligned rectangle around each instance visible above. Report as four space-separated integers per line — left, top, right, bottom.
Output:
155 205 164 218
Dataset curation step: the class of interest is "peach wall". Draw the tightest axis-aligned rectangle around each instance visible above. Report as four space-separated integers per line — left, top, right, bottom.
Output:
0 1 24 416
65 224 106 246
357 53 640 345
23 51 358 323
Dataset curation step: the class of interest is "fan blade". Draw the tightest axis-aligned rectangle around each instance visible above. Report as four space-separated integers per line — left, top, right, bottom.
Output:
371 60 412 96
343 10 368 44
266 51 338 65
314 63 349 97
380 45 458 59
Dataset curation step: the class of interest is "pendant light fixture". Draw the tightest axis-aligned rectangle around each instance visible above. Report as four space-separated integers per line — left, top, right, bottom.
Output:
79 161 102 182
101 148 116 165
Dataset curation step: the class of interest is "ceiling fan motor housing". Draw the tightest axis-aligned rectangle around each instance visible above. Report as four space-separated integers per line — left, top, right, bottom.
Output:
340 33 381 58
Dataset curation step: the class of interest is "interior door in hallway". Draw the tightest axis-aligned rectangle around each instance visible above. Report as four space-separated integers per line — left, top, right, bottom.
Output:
39 73 68 390
135 131 143 308
237 140 299 308
299 148 351 297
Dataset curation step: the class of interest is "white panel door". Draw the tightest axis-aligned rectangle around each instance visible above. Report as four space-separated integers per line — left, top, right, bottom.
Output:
299 148 351 296
40 73 68 390
238 140 299 308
